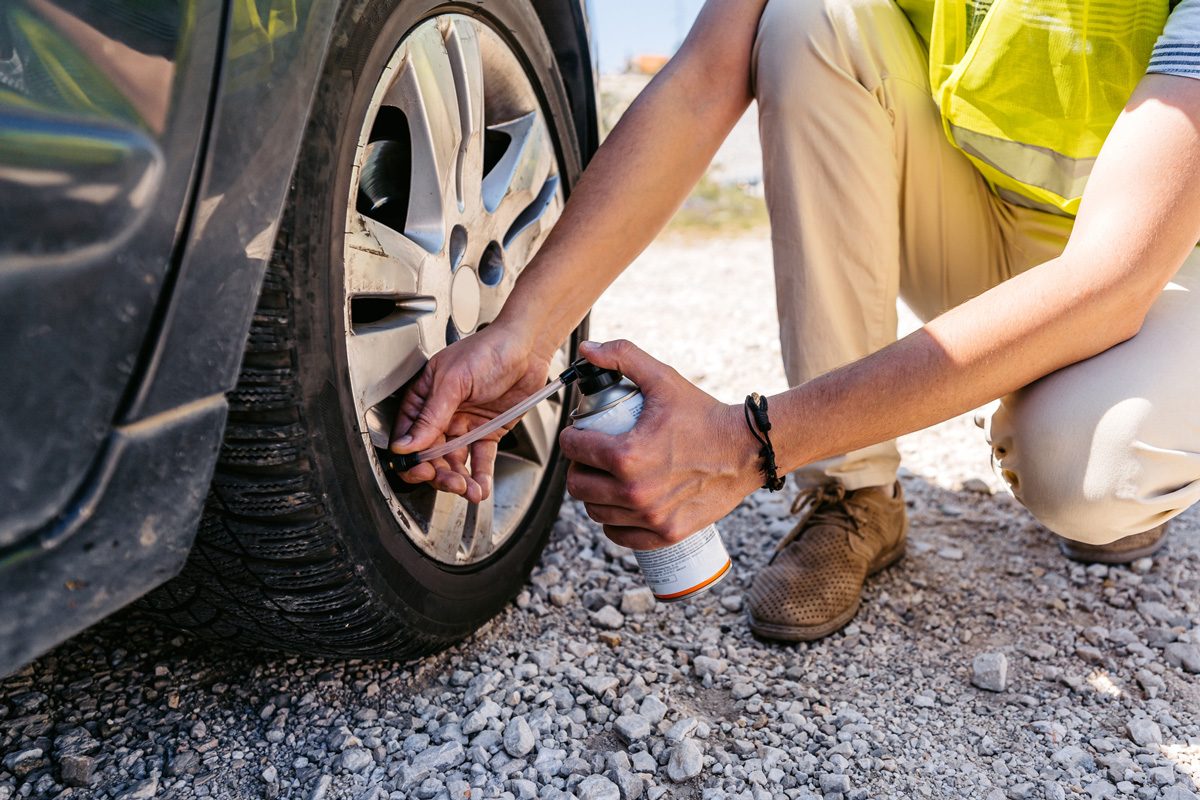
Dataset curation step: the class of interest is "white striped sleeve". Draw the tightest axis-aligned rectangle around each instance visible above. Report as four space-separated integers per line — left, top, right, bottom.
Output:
1149 0 1200 78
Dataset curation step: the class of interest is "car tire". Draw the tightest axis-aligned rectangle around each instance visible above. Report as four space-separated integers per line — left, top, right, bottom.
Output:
144 0 586 658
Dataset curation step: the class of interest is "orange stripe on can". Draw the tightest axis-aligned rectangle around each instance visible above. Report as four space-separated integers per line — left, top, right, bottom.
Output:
653 559 732 601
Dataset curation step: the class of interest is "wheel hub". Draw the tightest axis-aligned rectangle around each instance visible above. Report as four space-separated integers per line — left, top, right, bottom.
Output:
449 265 481 334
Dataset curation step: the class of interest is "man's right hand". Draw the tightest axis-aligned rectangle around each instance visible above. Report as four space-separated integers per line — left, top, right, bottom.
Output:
389 324 555 504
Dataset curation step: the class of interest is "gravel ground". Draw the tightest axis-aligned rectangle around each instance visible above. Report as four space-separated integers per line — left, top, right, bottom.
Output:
3 234 1200 800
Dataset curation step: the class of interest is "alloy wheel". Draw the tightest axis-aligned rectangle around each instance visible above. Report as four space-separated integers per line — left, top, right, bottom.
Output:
342 14 567 566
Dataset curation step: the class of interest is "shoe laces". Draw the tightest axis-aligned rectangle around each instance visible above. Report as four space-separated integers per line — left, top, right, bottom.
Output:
772 483 866 559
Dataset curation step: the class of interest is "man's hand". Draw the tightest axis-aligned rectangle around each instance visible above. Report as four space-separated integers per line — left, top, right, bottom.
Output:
559 340 759 551
390 325 554 503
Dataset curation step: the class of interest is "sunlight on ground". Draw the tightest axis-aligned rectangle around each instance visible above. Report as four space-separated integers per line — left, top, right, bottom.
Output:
1161 744 1200 787
1085 669 1123 698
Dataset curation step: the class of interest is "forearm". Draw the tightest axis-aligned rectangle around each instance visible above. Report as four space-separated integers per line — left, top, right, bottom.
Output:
497 69 749 352
495 1 768 355
766 257 1148 473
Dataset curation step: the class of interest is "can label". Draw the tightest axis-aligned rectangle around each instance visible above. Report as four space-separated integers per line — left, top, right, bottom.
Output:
634 525 731 601
571 387 732 602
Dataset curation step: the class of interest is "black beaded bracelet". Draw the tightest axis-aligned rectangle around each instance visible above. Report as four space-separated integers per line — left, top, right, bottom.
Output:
744 393 785 492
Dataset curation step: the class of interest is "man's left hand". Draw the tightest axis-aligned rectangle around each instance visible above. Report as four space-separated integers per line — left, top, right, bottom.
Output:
559 340 760 550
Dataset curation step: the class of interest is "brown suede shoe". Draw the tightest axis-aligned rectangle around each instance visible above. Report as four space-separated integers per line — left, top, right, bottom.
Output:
748 482 907 642
1057 523 1169 565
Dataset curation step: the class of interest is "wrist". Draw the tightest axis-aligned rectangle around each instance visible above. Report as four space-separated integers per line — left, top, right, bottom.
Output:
486 313 555 363
717 402 765 494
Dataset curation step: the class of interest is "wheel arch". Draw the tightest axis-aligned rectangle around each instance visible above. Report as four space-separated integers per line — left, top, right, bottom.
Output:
530 0 601 171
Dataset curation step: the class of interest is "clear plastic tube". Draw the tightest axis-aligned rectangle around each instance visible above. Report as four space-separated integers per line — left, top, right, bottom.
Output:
389 377 566 470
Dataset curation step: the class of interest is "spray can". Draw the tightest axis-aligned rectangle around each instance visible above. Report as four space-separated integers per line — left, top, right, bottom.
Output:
570 362 732 602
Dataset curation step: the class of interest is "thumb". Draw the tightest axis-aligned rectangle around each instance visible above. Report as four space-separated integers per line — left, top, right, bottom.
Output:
391 368 466 454
578 339 672 391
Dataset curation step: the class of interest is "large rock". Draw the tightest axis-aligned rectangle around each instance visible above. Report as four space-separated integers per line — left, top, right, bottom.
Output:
337 748 373 773
59 754 96 787
614 713 651 743
971 652 1008 692
504 717 535 757
667 740 703 782
592 605 626 630
620 588 656 615
1126 718 1163 747
639 695 668 725
692 656 728 678
577 775 621 800
1164 642 1200 674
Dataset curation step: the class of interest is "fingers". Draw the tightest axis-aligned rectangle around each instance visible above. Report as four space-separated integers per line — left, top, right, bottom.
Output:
469 437 498 502
581 502 644 528
602 525 664 551
559 426 624 473
578 339 675 392
391 362 469 454
565 463 628 506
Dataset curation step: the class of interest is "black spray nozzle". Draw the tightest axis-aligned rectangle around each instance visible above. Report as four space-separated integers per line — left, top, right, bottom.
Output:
560 356 623 396
383 451 422 472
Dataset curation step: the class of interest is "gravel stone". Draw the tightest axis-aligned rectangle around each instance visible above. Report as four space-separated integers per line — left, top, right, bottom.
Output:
620 588 657 615
1126 718 1163 746
971 652 1009 692
667 740 703 782
609 766 644 799
1164 642 1200 673
2 748 41 774
578 774 621 800
118 778 159 800
731 683 757 700
593 605 626 629
692 656 728 678
338 747 373 773
310 774 332 800
665 717 699 744
820 773 851 794
59 753 96 787
631 751 658 773
615 713 652 742
414 741 466 770
504 717 535 757
1051 745 1094 772
639 694 668 724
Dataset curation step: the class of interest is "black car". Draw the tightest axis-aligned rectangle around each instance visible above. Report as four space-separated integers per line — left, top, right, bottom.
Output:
0 0 598 674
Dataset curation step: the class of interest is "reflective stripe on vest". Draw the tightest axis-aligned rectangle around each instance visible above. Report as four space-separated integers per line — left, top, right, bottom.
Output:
899 0 1168 216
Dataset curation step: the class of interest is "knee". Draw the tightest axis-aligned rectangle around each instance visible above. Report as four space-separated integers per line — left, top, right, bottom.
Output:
752 0 841 100
989 386 1166 545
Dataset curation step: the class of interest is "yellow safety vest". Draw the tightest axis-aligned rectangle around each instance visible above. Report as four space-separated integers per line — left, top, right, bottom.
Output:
897 0 1168 216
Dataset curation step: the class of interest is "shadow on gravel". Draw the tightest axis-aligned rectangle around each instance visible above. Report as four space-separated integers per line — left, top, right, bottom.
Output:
3 473 1200 799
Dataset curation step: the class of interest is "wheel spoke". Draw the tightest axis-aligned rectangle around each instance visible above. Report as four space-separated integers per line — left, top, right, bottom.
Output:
503 394 561 468
460 491 496 563
425 491 469 562
445 18 485 210
346 309 430 410
482 112 555 223
501 176 563 271
344 218 424 298
382 21 462 253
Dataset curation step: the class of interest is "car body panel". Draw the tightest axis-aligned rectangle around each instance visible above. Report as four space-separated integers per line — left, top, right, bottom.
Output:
0 0 224 547
0 0 598 676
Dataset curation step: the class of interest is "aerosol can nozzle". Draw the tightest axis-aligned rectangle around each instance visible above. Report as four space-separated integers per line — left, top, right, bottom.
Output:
383 356 610 473
564 359 623 395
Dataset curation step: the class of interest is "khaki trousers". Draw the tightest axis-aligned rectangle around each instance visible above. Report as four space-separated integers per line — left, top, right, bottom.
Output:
751 0 1200 543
